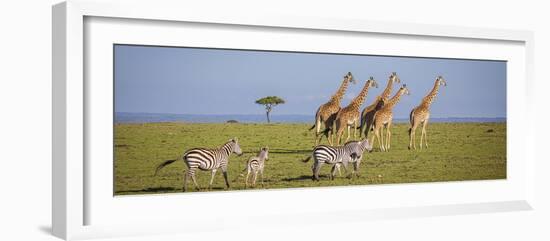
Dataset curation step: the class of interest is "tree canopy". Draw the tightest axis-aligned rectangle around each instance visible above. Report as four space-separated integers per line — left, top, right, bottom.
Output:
255 96 286 123
255 96 286 106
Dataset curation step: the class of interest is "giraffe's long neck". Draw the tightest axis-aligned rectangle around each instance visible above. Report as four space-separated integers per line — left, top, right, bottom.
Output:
385 90 405 109
349 82 372 110
329 78 349 105
380 77 395 100
421 82 441 107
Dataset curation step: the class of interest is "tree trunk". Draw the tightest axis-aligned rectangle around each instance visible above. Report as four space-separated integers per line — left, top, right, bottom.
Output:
266 110 271 123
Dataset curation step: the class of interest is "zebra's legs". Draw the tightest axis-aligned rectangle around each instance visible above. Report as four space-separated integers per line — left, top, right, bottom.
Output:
221 167 230 189
330 164 341 180
208 169 217 190
341 161 350 178
312 162 323 181
245 169 250 188
183 171 188 192
252 171 258 186
353 160 361 178
188 170 200 191
260 169 265 187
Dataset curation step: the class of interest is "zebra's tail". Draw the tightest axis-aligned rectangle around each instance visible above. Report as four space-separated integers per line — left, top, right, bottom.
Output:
232 166 249 183
308 124 316 131
154 158 179 176
302 156 312 163
238 166 248 177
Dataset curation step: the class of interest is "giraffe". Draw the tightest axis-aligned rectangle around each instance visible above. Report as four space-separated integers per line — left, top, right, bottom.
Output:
359 72 401 139
408 76 447 150
370 84 410 152
310 72 356 145
333 77 378 145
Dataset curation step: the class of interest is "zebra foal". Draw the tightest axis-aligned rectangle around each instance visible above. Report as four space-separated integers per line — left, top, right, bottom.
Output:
240 146 269 188
302 139 373 181
154 138 243 192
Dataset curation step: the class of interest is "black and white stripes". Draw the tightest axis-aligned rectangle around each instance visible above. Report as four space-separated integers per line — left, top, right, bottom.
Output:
243 147 269 187
155 138 242 191
303 139 372 181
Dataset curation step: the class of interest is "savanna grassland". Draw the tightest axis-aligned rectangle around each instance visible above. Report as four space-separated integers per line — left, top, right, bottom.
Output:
114 122 506 195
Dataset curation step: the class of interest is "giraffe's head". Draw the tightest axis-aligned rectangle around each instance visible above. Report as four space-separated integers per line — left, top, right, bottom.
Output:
345 72 356 84
366 76 378 88
436 76 447 87
230 137 243 156
399 84 410 96
390 72 401 84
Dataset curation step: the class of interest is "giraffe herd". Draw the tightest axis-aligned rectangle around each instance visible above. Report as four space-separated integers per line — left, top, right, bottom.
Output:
311 72 446 152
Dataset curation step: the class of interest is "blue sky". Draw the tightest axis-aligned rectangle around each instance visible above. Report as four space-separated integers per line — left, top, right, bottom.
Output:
114 45 506 118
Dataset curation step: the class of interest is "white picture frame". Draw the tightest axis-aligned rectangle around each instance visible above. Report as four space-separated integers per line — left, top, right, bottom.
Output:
52 0 535 240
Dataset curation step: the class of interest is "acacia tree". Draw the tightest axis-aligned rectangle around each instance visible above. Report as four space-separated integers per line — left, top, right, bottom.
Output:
255 96 285 123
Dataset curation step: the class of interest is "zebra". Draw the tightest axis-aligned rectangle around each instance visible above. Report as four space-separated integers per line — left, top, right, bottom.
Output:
302 139 373 181
239 146 269 188
154 138 243 192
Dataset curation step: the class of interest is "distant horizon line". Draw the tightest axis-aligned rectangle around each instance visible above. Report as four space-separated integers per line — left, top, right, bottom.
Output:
115 111 506 119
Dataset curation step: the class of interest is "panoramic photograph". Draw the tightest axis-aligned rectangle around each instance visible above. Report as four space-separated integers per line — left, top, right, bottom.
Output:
113 44 506 195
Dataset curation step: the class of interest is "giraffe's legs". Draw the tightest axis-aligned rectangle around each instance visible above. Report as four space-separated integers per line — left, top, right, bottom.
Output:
409 121 419 150
409 111 419 150
369 127 376 151
353 120 358 140
420 120 432 150
372 123 385 152
378 124 386 151
422 119 429 149
335 120 345 146
364 112 374 140
386 121 392 151
345 124 351 143
314 116 322 145
420 120 425 150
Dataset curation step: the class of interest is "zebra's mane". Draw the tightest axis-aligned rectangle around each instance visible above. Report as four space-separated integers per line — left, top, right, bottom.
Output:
343 140 360 145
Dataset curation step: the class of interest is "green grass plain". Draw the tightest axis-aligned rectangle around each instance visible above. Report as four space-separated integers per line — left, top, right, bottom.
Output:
114 122 506 195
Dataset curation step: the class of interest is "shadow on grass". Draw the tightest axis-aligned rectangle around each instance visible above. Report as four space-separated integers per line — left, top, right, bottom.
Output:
281 174 328 181
267 149 311 154
117 186 236 194
118 186 178 194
